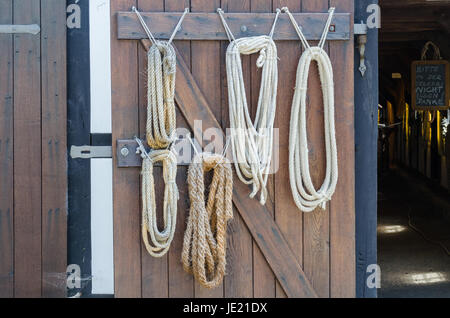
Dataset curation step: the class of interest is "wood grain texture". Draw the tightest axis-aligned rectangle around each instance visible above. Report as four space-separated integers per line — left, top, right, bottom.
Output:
272 0 302 298
111 0 142 298
164 0 195 299
190 0 224 298
222 0 253 299
302 0 330 298
251 0 276 298
174 47 317 298
329 0 356 298
117 12 351 41
0 0 14 298
41 0 67 298
13 0 42 298
137 0 169 299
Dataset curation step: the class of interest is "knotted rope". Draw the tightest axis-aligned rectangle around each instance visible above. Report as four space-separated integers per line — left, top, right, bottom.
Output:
133 7 187 256
218 8 280 205
136 138 179 257
182 152 233 288
283 7 338 212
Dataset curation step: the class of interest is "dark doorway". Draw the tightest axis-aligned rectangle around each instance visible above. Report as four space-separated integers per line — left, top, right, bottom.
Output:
378 0 450 298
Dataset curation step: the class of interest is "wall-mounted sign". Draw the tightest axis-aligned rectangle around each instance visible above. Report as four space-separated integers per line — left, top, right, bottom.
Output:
412 60 450 110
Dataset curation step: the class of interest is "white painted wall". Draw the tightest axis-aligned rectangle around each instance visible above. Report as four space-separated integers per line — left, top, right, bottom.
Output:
90 0 112 134
91 159 114 294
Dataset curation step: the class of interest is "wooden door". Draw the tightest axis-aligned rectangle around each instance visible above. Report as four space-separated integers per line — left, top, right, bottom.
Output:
111 0 355 298
0 0 67 297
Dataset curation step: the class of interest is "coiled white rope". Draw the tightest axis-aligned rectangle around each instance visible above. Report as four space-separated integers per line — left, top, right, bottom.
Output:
133 7 187 256
283 7 338 212
218 8 280 205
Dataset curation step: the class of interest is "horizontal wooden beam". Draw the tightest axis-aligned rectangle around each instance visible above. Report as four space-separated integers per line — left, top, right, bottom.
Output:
117 12 351 41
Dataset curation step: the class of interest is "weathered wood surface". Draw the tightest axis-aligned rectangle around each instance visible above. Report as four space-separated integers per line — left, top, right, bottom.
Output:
0 0 67 298
117 11 351 41
174 46 317 298
13 0 42 297
40 0 67 298
0 0 14 298
111 0 142 298
330 0 356 298
112 0 355 298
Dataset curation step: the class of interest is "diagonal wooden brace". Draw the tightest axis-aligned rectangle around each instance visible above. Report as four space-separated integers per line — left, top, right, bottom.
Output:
171 45 317 298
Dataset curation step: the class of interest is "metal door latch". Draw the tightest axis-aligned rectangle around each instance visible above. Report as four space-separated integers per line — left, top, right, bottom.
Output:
0 24 41 35
354 22 368 77
70 146 112 159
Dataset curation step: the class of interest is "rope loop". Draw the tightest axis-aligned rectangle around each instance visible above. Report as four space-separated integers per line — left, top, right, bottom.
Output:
287 8 339 212
225 35 278 205
141 148 178 257
182 153 233 288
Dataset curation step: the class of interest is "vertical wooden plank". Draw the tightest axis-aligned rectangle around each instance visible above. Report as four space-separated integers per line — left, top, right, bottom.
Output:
250 0 276 299
111 0 142 298
40 0 68 298
13 0 42 298
136 0 168 299
301 0 330 298
329 0 356 298
165 0 195 299
272 0 302 298
222 0 253 299
0 0 14 298
190 0 224 298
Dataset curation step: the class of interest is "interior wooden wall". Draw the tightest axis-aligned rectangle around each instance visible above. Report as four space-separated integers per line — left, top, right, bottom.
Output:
0 0 67 298
111 0 355 298
379 0 450 189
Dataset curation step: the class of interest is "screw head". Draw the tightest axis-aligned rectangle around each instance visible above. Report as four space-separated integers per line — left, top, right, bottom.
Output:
240 25 247 32
121 147 129 157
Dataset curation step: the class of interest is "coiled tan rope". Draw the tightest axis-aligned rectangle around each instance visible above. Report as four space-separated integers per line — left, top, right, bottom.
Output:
218 8 280 205
182 151 233 289
133 7 188 149
283 7 338 212
133 7 187 257
136 138 179 257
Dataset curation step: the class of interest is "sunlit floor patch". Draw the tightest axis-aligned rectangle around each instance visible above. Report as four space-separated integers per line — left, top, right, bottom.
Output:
408 272 447 285
378 225 407 234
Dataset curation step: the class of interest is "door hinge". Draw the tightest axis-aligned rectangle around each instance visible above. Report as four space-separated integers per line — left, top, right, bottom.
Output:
0 24 40 35
354 22 368 77
70 145 112 159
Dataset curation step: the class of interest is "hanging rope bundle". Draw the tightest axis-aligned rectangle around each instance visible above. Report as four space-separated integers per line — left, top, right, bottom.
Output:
137 139 179 257
133 7 189 149
218 8 280 205
133 7 188 257
182 152 233 289
283 7 339 212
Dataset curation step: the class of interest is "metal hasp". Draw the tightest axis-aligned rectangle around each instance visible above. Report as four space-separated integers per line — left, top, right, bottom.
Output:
70 145 112 159
354 22 368 76
116 139 191 167
0 24 40 35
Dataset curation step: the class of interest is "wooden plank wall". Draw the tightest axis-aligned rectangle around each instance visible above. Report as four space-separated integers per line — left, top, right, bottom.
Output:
0 0 67 298
111 0 355 298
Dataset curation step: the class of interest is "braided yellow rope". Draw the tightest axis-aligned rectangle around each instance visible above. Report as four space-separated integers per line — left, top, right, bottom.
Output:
146 42 177 149
133 7 188 257
182 153 233 288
